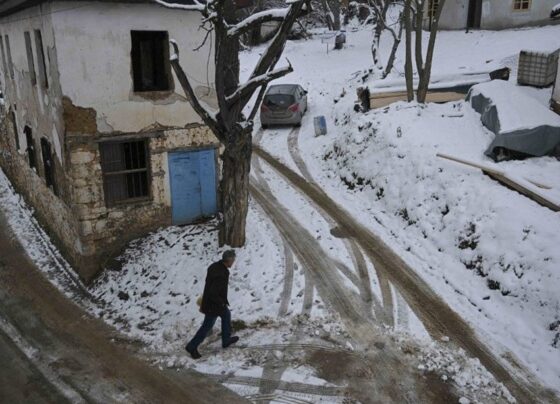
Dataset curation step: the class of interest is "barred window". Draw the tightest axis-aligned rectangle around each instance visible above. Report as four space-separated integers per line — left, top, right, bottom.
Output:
99 140 150 206
513 0 530 11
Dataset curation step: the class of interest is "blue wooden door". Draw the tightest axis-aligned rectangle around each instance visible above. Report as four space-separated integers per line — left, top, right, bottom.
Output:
168 149 217 225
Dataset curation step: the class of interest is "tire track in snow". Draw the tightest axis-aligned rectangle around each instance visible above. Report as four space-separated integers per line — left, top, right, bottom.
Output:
251 153 315 403
249 179 464 403
252 145 554 404
285 128 385 323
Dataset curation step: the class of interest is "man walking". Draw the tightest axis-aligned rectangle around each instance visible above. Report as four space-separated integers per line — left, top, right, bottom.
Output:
186 250 239 359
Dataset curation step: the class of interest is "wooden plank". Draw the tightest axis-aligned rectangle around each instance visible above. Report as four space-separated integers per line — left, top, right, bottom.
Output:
486 172 560 212
436 153 559 212
370 91 464 109
436 153 552 189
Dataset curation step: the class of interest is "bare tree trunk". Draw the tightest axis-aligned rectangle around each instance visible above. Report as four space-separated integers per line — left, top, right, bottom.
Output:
371 12 384 69
417 0 446 103
163 0 308 247
219 126 252 247
381 12 403 78
322 0 335 30
404 0 414 101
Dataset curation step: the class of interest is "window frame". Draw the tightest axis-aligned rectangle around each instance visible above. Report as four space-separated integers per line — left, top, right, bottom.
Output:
512 0 531 11
24 126 36 169
40 137 58 195
5 35 15 80
0 38 7 82
130 30 173 93
34 30 49 89
24 31 36 86
99 139 152 207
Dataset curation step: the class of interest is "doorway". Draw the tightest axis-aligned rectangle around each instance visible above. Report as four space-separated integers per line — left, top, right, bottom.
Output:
467 0 482 29
168 148 218 225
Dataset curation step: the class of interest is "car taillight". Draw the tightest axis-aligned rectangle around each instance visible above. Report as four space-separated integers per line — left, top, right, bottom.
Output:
261 104 270 112
288 103 299 113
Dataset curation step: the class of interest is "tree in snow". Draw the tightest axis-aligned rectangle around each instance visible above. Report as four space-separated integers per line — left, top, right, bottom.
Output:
157 0 309 247
368 0 404 79
404 0 446 102
320 0 341 31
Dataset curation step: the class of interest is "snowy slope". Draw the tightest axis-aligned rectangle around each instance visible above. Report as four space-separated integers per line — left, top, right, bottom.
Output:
245 23 560 392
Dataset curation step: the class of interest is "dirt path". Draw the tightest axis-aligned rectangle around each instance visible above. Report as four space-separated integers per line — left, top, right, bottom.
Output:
0 211 247 403
253 145 558 404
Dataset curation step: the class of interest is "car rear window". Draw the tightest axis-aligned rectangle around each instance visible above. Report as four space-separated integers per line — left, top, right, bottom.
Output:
265 94 295 107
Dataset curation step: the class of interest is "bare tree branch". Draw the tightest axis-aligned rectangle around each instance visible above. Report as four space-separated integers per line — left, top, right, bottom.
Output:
168 40 222 137
227 8 289 36
226 63 293 106
241 0 308 108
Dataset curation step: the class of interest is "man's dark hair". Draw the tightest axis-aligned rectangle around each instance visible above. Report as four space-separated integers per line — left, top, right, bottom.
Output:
222 250 236 261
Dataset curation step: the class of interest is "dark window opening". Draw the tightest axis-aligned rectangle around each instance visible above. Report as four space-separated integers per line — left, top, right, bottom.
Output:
0 38 7 82
467 0 482 29
99 140 150 206
24 126 36 169
5 36 14 80
24 32 36 86
34 30 48 89
131 31 171 92
40 137 57 195
10 111 19 150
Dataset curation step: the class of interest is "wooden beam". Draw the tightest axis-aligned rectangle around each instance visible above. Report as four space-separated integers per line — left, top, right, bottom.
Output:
436 153 559 212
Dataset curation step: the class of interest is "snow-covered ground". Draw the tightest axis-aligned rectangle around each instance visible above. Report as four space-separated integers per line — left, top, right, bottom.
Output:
245 22 560 393
1 19 559 403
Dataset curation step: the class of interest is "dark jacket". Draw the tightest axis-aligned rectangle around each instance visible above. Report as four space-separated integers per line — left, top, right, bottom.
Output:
200 261 230 316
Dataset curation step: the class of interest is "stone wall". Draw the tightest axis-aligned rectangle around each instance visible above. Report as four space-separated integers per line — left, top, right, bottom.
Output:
66 124 220 281
0 110 83 269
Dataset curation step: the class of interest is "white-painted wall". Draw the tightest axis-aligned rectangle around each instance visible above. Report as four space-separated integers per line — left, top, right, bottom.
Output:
438 0 560 30
51 1 215 134
0 3 65 164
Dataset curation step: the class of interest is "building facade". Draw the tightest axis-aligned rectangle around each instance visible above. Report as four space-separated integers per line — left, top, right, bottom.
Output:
0 0 220 282
426 0 559 30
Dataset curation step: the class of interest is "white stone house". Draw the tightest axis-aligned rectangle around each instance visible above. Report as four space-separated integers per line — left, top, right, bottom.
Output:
424 0 560 30
0 0 220 281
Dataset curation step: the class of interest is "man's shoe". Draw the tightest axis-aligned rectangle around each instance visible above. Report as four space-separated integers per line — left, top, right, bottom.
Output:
185 345 202 359
223 336 239 348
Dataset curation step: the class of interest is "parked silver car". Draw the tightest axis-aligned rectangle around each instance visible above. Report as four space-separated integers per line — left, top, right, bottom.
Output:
260 84 308 128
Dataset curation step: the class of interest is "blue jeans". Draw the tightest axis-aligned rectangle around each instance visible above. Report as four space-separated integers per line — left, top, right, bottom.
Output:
187 308 231 350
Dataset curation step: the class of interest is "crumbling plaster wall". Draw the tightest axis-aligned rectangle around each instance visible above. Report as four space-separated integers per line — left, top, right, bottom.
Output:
51 1 216 135
0 3 69 197
48 1 221 280
1 2 221 282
